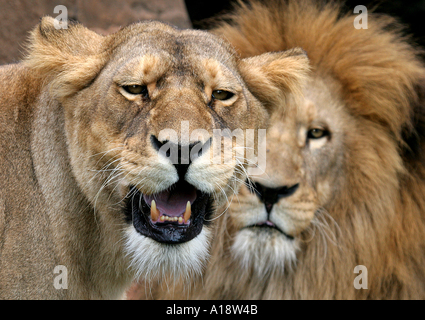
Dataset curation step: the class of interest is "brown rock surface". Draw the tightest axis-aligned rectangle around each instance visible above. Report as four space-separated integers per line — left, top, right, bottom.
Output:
0 0 191 64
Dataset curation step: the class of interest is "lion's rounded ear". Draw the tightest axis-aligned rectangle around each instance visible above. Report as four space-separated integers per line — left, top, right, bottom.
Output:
24 16 107 99
35 16 104 55
238 48 310 112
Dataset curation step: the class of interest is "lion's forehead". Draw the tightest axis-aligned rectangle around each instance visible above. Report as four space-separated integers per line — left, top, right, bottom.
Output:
112 26 236 68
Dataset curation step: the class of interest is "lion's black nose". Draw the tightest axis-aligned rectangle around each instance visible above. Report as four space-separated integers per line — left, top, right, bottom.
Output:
250 181 299 213
150 135 211 179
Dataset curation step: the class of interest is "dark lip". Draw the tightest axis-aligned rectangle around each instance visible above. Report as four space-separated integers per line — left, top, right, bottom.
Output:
125 183 214 244
245 221 294 240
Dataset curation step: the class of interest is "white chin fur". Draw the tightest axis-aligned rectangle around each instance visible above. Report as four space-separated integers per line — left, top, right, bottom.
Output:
231 228 299 277
124 226 211 282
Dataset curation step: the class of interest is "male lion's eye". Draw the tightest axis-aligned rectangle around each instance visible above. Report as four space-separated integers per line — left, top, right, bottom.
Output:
122 85 149 97
212 90 234 101
307 128 328 139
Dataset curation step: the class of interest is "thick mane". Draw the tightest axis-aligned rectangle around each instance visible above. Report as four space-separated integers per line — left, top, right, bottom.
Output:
212 0 425 156
402 78 425 172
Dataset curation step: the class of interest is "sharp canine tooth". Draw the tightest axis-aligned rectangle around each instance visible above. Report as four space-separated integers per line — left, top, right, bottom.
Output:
184 201 191 222
150 200 159 221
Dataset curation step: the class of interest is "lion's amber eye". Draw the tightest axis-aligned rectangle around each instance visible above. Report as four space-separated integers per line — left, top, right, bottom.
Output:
212 90 234 101
122 85 148 97
307 128 328 139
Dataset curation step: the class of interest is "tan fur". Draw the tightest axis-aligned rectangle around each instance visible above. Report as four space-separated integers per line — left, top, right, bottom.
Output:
153 0 425 299
0 17 309 299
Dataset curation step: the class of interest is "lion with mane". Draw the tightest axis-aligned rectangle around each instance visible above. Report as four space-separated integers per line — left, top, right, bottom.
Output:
153 0 425 299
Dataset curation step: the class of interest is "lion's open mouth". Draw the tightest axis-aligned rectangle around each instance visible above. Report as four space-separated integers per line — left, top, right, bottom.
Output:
125 180 214 244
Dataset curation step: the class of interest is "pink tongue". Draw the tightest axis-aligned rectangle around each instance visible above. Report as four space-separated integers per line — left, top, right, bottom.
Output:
143 186 197 217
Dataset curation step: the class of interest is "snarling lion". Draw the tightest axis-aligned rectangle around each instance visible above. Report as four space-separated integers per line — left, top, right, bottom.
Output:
0 17 309 299
152 0 425 299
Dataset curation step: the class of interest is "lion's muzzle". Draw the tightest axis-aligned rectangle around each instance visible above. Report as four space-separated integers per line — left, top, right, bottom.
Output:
124 136 214 244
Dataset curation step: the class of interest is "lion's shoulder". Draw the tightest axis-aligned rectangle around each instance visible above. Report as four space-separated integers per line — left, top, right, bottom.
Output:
0 64 41 154
0 63 41 113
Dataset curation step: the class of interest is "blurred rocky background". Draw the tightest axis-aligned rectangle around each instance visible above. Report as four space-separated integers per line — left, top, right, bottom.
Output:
0 0 191 64
1 0 425 65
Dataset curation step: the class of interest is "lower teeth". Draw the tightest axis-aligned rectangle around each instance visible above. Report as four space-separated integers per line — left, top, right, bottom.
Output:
152 201 191 224
159 215 183 223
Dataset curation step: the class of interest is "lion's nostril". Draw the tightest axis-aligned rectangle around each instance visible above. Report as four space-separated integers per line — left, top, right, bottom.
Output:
189 138 212 162
150 135 164 152
276 183 299 199
251 182 300 213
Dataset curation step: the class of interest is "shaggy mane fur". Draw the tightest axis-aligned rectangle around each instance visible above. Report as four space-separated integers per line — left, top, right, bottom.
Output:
214 0 425 144
150 0 425 299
